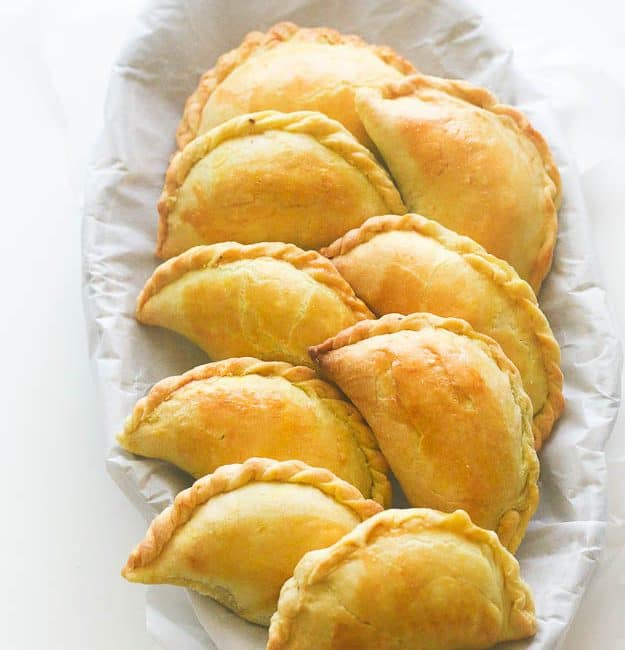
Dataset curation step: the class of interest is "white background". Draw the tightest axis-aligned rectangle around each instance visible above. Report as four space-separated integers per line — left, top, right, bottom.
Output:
0 1 623 648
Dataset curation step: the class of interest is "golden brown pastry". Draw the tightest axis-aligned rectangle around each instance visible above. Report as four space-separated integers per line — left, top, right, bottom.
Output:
157 110 406 258
355 75 562 291
322 213 563 448
267 508 536 649
310 312 539 551
117 357 391 505
136 242 373 367
122 458 382 626
177 22 416 150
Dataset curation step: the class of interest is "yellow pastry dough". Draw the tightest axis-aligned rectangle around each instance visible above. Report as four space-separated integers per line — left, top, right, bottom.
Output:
122 458 382 626
157 110 406 258
355 75 562 291
322 213 563 448
118 357 391 505
310 312 539 551
267 509 537 649
177 22 416 150
136 242 373 367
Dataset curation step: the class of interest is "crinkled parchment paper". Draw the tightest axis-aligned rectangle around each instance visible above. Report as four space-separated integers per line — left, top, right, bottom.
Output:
82 1 622 648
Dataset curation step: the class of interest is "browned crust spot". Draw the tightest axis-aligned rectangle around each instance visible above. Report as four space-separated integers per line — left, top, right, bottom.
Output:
309 310 539 551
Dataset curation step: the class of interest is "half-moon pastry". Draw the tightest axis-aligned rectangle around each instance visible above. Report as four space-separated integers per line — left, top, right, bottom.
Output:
355 75 562 291
157 110 406 258
267 508 536 649
117 357 391 505
136 242 373 367
310 312 539 551
122 458 382 626
322 213 563 448
177 22 416 150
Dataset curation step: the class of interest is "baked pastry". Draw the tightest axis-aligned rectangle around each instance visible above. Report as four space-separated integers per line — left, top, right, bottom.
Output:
322 213 563 448
177 22 416 150
355 75 562 291
310 312 539 551
136 242 373 367
157 110 406 258
117 357 391 505
122 458 382 626
267 508 536 649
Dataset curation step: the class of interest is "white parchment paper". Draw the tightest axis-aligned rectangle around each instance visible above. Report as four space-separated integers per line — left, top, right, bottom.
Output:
82 1 622 648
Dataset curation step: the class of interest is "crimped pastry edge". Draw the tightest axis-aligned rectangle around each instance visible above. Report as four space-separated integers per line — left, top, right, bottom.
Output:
267 508 537 649
122 457 383 576
157 109 407 257
120 358 316 433
310 310 539 551
321 213 564 448
361 73 562 292
117 357 392 506
136 241 374 322
176 21 417 149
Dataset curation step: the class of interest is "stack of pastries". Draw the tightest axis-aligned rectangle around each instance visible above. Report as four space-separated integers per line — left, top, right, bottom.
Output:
119 22 564 649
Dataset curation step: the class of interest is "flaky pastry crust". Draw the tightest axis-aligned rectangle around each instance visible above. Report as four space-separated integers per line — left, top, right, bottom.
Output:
311 312 539 551
123 457 382 576
322 213 564 448
119 357 391 505
267 509 536 649
177 22 416 148
157 110 406 257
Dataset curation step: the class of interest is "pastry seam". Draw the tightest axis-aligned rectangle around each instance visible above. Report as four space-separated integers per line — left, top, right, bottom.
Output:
136 242 374 322
122 457 383 575
314 398 391 507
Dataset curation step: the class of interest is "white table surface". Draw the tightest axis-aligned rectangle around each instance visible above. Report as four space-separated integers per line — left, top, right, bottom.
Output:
1 1 623 648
